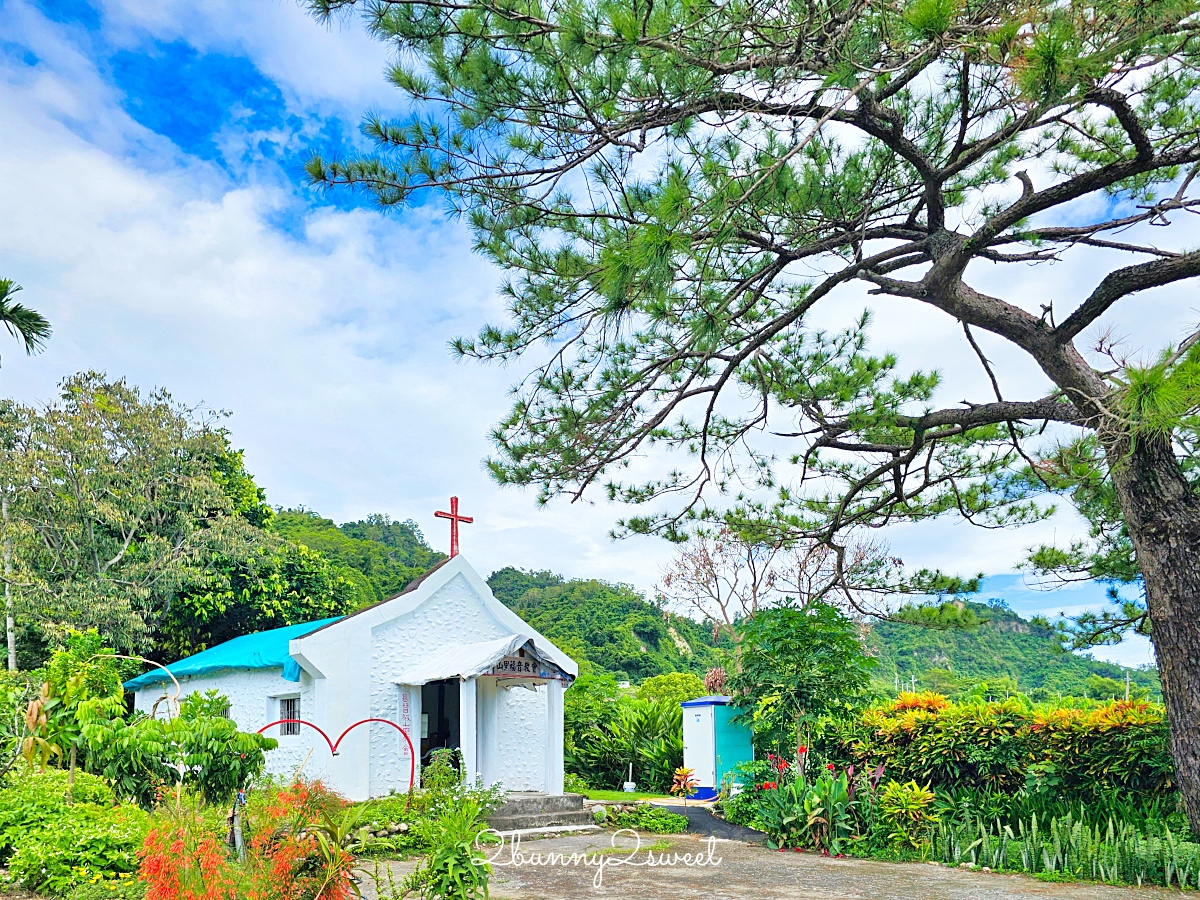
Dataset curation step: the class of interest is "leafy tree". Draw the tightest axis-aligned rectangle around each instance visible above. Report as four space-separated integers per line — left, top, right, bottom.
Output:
339 513 445 570
0 374 262 655
158 538 360 660
82 689 277 807
869 599 1159 699
308 0 1200 829
24 630 125 787
564 672 622 742
728 603 873 754
636 672 706 706
892 601 983 630
920 668 964 696
0 279 50 363
486 567 564 605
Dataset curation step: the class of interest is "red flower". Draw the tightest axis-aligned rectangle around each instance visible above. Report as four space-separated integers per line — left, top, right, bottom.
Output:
776 759 790 772
797 745 808 754
826 763 836 771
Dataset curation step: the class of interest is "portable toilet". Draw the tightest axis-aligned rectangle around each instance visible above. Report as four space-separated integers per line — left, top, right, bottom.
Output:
681 695 754 800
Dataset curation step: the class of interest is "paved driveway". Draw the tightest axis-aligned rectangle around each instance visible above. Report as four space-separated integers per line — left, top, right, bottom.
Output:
360 831 1173 900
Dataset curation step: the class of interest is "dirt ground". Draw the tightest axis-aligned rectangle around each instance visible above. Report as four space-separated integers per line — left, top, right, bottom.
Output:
359 831 1175 900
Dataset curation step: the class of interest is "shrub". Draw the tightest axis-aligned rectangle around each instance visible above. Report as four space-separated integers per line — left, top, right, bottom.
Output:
570 698 682 792
406 797 492 900
139 798 235 900
878 780 938 849
635 673 706 707
563 772 589 794
0 768 149 897
67 876 145 900
932 811 1200 888
355 793 426 855
141 780 358 900
832 696 1173 797
84 691 278 807
8 800 149 896
0 768 114 857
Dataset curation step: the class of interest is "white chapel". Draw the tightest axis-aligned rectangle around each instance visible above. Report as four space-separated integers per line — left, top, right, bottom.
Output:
125 554 578 801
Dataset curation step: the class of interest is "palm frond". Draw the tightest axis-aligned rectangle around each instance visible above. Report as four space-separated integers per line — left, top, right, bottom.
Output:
0 279 52 359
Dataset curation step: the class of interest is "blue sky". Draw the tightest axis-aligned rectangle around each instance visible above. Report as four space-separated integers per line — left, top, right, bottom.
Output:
0 0 1183 669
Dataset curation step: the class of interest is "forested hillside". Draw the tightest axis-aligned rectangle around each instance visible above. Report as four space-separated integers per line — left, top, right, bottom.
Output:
868 600 1160 700
484 568 1157 697
271 509 445 607
486 567 721 680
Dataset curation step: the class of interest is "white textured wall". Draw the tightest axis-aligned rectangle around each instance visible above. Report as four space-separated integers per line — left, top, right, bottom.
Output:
490 683 549 791
134 668 332 784
367 572 510 796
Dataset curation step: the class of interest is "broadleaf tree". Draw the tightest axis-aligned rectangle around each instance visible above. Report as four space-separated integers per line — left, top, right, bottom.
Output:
1 373 281 657
306 0 1200 827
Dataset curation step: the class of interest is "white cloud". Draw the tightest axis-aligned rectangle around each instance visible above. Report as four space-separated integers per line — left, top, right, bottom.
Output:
99 0 400 111
0 3 677 597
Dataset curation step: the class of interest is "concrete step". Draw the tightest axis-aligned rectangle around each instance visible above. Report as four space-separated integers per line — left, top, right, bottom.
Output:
490 792 585 818
487 808 597 832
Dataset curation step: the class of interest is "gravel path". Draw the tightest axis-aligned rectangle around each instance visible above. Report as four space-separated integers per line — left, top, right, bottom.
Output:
359 832 1175 900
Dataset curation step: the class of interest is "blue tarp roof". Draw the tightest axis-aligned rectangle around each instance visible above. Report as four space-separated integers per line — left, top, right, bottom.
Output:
124 617 343 691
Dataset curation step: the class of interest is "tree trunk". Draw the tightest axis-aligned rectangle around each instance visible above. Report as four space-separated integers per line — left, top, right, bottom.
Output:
1107 433 1200 833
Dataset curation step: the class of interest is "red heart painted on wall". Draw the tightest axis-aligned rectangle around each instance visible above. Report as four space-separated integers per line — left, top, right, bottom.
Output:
257 717 417 789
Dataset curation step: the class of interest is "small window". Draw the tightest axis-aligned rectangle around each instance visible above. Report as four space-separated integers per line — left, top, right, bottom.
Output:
280 697 300 736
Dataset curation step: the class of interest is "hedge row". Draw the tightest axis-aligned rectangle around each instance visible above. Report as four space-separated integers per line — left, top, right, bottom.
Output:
830 693 1174 795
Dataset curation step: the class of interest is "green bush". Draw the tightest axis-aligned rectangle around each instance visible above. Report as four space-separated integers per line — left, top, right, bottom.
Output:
933 811 1200 888
718 761 773 829
635 673 706 707
878 780 938 849
355 792 428 855
0 768 114 857
563 772 590 794
406 796 493 900
832 694 1173 797
82 690 277 807
6 800 149 896
0 769 150 897
570 698 682 792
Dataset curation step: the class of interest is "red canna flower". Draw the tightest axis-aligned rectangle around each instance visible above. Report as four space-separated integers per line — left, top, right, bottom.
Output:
826 763 836 771
797 745 808 754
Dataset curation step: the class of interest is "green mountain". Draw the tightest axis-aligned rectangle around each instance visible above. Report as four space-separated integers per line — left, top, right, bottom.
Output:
270 509 446 608
485 567 722 681
866 598 1160 700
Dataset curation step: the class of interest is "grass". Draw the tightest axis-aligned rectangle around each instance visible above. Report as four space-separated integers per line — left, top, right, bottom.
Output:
581 789 672 802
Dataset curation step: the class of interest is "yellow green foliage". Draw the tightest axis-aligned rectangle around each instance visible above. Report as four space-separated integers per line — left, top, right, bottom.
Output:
833 695 1173 795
